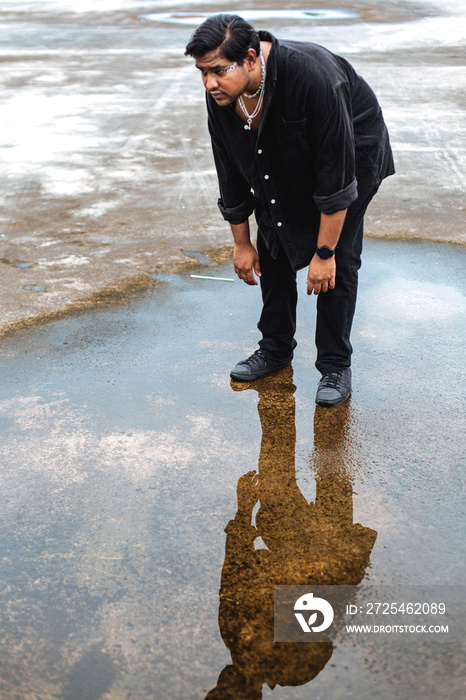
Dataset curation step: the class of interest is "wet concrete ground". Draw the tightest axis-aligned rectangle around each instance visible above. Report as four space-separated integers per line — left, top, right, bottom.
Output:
1 1 465 698
0 238 465 699
0 0 465 333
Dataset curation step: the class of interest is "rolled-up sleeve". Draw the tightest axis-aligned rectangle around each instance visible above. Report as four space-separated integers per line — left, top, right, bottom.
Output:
309 75 359 214
208 112 257 224
216 196 256 223
313 179 358 214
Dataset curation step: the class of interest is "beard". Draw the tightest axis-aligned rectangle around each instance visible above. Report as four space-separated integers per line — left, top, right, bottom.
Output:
209 90 241 106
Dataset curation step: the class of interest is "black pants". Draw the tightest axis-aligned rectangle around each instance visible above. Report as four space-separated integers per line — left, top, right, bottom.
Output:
257 216 364 375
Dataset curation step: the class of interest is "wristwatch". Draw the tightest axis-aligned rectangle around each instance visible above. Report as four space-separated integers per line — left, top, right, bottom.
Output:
316 245 336 260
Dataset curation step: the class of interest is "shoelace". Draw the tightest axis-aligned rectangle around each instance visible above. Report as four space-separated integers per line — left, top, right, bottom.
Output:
242 350 270 370
320 371 344 389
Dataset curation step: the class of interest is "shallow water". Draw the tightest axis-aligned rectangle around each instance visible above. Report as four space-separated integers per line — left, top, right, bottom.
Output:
0 2 465 696
141 8 360 25
0 239 465 699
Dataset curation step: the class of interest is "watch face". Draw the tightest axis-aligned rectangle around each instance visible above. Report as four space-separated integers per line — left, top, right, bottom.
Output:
316 246 335 259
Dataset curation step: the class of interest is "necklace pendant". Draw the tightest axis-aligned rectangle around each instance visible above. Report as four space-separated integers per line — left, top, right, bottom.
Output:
244 124 250 130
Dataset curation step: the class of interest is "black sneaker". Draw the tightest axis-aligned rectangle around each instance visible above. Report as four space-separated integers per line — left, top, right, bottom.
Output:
230 349 293 382
315 368 351 407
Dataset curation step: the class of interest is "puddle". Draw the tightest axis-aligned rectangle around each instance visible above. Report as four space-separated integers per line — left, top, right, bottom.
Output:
140 8 360 26
60 645 117 700
190 274 234 281
151 272 186 287
152 270 234 285
1 258 35 269
24 284 46 292
183 250 215 266
0 240 464 699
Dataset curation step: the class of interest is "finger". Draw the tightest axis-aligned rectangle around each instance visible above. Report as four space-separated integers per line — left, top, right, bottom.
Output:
254 260 261 278
321 280 329 293
329 276 336 290
237 269 253 284
245 270 258 286
313 283 321 295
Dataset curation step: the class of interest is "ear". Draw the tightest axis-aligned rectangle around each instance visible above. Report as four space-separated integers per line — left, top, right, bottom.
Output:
244 48 258 71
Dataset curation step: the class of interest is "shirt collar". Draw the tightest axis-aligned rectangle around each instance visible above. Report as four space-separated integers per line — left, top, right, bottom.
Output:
256 30 279 136
258 30 279 87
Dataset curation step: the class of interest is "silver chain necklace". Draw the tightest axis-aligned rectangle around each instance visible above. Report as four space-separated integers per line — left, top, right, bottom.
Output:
238 53 266 130
243 52 266 98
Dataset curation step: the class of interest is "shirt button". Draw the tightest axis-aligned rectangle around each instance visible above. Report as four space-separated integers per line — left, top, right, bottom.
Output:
264 174 269 180
271 199 276 204
258 149 262 154
277 221 283 227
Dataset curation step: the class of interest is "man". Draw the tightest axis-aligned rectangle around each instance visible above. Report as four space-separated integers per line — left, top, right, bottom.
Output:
185 14 394 407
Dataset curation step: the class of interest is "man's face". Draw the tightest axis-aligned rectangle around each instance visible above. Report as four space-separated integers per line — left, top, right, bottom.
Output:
195 48 251 106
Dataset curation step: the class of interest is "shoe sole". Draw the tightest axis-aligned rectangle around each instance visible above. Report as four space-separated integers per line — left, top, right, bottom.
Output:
230 359 292 382
315 390 351 407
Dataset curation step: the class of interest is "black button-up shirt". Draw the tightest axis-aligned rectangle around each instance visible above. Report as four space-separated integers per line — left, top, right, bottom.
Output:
207 31 395 271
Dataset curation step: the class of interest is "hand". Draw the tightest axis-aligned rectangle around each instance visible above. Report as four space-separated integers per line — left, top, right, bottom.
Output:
233 242 261 286
237 470 260 512
306 254 336 295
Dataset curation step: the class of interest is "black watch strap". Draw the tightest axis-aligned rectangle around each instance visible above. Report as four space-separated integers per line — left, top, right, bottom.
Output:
316 245 336 260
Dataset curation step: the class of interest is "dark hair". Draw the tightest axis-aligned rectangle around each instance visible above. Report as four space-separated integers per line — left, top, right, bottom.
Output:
184 13 260 64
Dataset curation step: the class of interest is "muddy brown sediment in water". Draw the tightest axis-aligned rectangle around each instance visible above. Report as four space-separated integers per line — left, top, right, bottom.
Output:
0 224 462 343
2 220 463 338
0 240 237 338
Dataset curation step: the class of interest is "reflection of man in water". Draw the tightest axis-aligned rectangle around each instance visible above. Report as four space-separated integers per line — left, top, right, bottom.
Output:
185 14 394 407
206 369 377 699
